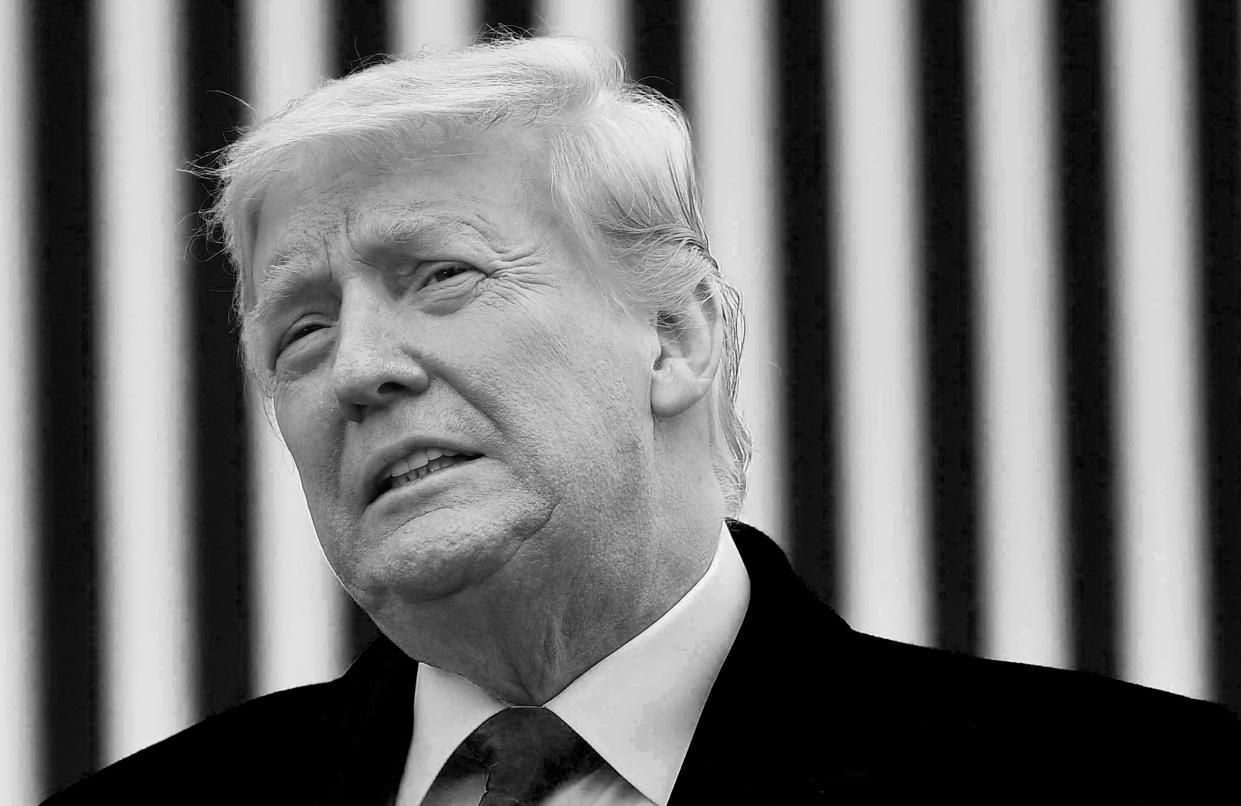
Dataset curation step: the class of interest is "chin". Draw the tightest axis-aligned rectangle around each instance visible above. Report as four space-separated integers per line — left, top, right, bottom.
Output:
341 504 551 608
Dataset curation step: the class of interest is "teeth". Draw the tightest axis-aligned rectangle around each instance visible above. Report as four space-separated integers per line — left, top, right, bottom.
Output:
388 447 464 478
384 447 480 492
386 453 474 492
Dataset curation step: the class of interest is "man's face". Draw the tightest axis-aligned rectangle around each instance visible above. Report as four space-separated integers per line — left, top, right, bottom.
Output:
248 132 659 610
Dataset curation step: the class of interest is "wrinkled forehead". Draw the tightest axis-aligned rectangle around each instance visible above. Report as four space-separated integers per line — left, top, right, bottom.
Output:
241 130 559 311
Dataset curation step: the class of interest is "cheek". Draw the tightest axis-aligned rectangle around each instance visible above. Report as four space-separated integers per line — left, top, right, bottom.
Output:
564 312 652 408
456 287 652 455
273 382 343 490
533 321 652 450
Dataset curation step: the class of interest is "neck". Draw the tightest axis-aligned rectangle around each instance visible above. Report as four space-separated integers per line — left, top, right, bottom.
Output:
375 499 724 705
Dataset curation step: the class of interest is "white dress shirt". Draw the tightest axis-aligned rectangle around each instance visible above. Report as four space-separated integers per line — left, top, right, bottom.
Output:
394 524 751 806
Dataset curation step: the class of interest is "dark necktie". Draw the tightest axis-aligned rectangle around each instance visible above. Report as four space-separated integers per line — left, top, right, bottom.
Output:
461 707 603 806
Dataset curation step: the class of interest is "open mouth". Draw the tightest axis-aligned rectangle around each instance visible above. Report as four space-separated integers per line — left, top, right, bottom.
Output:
374 451 482 501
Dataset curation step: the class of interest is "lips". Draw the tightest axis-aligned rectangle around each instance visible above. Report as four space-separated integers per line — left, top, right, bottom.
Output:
365 441 483 503
376 452 482 498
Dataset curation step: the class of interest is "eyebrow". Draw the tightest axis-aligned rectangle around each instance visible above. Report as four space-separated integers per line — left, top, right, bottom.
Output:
244 253 322 335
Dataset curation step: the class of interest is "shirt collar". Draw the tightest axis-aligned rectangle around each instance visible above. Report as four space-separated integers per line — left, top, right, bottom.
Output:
398 523 750 806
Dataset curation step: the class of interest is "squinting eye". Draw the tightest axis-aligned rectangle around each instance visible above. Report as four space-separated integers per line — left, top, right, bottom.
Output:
424 264 472 287
280 322 328 352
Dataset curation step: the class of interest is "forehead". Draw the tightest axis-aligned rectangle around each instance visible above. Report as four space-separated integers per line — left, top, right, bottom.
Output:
248 131 553 301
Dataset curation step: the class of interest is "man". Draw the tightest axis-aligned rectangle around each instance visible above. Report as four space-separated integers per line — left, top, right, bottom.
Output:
47 36 1238 805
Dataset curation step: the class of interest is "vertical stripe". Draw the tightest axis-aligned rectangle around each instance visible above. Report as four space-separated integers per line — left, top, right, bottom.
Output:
391 0 479 53
95 0 195 763
686 0 788 549
185 0 251 718
916 0 981 656
0 0 38 800
34 0 100 792
336 0 390 75
970 0 1069 667
630 0 684 104
1055 0 1118 680
537 0 628 56
245 0 351 697
777 0 838 606
829 0 930 645
482 0 533 33
1108 0 1208 699
1193 0 1241 714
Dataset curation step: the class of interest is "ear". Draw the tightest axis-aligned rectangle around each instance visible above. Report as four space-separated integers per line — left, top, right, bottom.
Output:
650 285 724 418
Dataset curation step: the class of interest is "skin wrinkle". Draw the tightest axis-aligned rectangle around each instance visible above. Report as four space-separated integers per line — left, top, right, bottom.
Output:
247 151 563 377
253 202 506 327
254 219 525 380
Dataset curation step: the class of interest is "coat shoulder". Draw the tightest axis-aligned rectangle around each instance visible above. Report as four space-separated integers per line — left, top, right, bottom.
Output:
41 681 344 804
852 629 1237 732
722 520 1240 800
832 629 1241 797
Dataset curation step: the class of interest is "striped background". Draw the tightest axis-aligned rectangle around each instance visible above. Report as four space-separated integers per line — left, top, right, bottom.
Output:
4 0 1238 800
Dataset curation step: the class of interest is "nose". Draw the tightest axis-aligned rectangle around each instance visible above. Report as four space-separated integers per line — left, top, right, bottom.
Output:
331 290 429 422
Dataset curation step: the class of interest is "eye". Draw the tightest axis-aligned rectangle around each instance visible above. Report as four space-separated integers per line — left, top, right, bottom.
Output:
277 320 330 355
421 262 474 288
288 323 326 343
